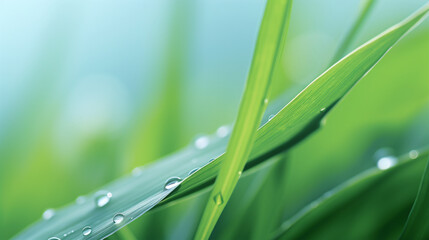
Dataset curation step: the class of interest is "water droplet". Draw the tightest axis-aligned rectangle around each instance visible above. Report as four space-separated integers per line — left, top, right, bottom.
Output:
268 114 275 121
194 136 210 149
374 148 397 170
82 226 92 236
213 193 224 205
264 98 268 105
409 150 419 159
113 213 124 224
43 209 55 220
188 168 199 176
132 167 142 176
377 156 397 170
216 125 230 138
48 237 61 240
164 177 182 190
320 107 326 113
209 158 215 163
76 196 86 204
95 191 112 207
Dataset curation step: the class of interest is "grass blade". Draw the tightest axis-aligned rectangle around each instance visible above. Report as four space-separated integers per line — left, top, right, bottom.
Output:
274 149 429 240
194 0 293 239
330 0 377 64
399 157 429 240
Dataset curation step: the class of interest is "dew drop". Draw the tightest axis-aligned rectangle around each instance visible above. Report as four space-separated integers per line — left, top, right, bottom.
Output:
409 150 419 159
209 158 215 163
264 98 268 105
194 136 210 149
82 226 92 236
320 107 326 113
43 209 55 220
213 193 224 205
164 177 182 190
216 125 230 138
377 156 397 170
268 114 275 121
374 148 397 170
95 191 112 207
113 213 124 224
188 168 199 176
48 237 61 240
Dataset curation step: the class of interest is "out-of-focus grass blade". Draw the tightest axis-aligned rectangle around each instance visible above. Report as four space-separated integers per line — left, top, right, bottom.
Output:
126 0 194 168
273 150 429 240
399 157 429 240
13 3 429 240
330 0 377 64
194 0 293 239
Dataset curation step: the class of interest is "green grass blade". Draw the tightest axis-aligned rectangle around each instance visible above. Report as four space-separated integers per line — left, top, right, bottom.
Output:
274 149 429 240
399 157 429 240
330 0 377 64
194 0 293 239
13 3 429 240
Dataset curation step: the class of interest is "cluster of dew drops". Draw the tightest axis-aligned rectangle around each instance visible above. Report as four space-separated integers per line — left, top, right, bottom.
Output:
45 190 124 239
45 125 231 239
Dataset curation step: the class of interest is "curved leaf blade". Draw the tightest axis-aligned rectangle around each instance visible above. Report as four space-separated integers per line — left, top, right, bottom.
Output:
399 157 429 240
273 150 429 240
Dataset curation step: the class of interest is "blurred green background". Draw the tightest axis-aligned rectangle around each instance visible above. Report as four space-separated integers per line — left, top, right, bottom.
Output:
1 0 429 239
